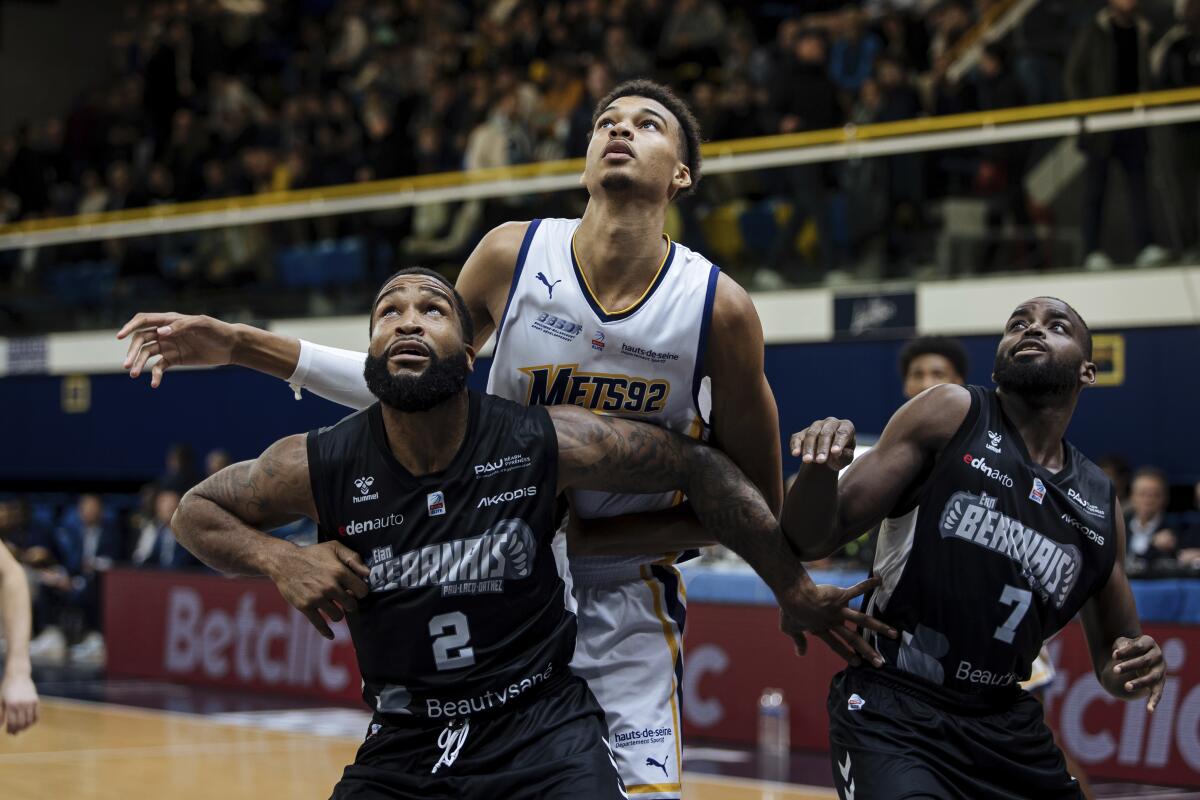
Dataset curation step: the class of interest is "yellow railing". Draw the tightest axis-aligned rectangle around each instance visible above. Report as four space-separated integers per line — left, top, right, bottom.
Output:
942 0 1022 67
4 86 1200 238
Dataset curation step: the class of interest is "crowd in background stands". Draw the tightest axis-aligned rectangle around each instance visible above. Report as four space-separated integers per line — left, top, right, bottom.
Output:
0 444 315 666
0 0 1198 307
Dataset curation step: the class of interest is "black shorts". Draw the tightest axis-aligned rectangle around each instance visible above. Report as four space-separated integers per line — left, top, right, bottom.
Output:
827 667 1084 800
330 674 625 800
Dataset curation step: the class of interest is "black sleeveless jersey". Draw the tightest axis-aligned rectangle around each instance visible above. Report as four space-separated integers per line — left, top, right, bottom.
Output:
868 386 1117 698
306 391 574 720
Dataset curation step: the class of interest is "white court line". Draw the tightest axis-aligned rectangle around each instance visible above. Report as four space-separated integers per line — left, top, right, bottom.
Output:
0 738 340 764
25 697 363 743
682 746 753 764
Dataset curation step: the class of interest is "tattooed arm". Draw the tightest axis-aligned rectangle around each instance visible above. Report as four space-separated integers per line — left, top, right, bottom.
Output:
549 406 896 665
173 434 370 639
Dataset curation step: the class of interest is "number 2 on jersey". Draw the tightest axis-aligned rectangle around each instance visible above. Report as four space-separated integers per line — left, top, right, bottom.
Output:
993 585 1033 644
430 611 476 670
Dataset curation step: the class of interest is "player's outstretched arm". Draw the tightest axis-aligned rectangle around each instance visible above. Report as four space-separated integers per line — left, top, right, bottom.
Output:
781 384 971 560
116 312 380 410
0 543 38 734
117 222 525 407
550 405 896 666
1079 504 1166 711
173 435 370 640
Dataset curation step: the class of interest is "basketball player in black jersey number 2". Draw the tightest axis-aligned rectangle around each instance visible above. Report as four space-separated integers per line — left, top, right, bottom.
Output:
782 297 1166 800
171 269 891 800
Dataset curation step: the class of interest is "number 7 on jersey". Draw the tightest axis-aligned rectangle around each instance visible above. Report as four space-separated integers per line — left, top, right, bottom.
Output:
993 584 1032 644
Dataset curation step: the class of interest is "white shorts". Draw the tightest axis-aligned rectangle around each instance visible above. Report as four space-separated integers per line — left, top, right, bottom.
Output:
570 564 686 800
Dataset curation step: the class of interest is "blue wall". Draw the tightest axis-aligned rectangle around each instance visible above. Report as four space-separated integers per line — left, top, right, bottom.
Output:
1 325 1196 485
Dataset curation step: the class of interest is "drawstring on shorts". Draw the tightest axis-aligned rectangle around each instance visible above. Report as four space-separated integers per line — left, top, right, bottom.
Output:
431 718 470 774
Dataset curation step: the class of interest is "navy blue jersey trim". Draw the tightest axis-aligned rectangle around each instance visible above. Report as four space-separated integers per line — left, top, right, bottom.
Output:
494 219 542 344
691 264 721 424
569 236 676 322
651 564 687 711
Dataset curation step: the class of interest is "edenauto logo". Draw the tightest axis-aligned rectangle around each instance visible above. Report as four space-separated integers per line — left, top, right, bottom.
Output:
339 512 404 537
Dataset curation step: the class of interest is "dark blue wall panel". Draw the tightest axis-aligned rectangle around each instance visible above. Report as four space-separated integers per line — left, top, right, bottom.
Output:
1 325 1196 485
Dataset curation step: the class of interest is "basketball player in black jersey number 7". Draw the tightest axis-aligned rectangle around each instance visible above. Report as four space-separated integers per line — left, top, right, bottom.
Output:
171 269 890 800
782 296 1166 800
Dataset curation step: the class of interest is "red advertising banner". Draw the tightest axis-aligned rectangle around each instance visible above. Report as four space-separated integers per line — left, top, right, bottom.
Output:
680 603 1200 788
105 570 1200 787
104 568 362 704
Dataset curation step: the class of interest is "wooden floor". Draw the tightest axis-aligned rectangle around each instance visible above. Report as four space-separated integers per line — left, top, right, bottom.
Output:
0 700 834 800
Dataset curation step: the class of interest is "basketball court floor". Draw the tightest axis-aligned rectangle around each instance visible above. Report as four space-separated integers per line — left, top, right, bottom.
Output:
1 675 1196 800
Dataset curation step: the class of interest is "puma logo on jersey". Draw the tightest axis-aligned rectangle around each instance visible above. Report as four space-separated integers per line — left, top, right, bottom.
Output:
535 272 562 299
520 364 670 414
646 754 669 777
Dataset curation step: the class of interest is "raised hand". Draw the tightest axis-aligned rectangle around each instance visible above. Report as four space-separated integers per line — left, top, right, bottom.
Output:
789 417 856 470
1112 634 1166 711
117 312 238 388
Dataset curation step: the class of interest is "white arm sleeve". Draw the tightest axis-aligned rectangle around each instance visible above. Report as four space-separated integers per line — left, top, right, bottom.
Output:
286 340 375 411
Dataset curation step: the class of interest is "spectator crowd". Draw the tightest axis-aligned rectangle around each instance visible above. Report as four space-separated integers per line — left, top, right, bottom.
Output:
0 443 314 667
0 0 1198 326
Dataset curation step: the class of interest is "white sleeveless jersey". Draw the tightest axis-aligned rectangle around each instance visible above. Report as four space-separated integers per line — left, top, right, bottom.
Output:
487 218 719 573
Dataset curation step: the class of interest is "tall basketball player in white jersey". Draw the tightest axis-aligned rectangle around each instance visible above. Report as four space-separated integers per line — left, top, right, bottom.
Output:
119 80 886 796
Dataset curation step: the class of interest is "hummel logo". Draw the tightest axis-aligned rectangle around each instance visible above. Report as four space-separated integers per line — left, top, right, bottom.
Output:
535 272 562 299
353 476 379 504
987 430 1003 454
839 752 855 800
646 754 669 778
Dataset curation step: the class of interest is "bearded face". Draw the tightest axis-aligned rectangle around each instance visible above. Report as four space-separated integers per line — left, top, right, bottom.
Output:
363 348 470 412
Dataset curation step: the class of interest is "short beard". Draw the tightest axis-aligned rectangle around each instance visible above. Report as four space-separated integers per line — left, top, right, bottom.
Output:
363 349 469 412
992 350 1079 402
598 172 637 193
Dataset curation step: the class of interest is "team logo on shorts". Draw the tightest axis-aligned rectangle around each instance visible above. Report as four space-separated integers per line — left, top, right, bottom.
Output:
847 693 866 711
352 476 378 504
427 491 446 517
1029 477 1046 505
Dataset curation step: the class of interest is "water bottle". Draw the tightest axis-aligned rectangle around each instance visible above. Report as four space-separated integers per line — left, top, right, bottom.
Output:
757 687 790 782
